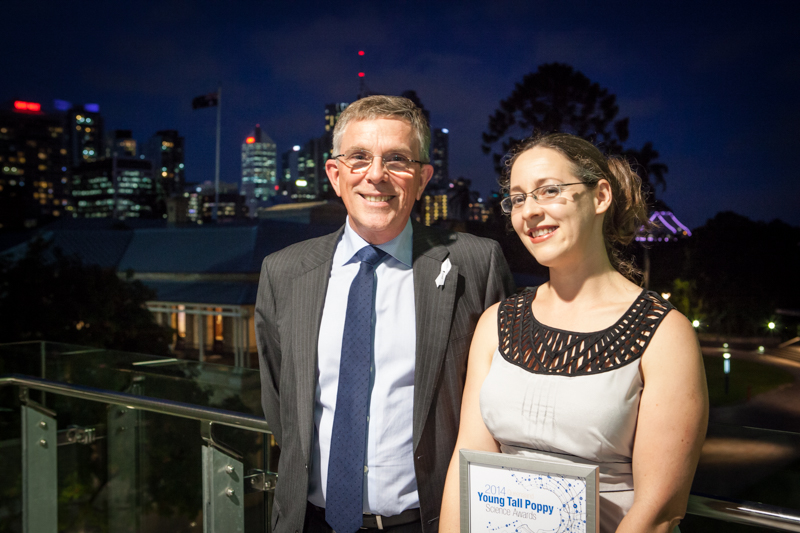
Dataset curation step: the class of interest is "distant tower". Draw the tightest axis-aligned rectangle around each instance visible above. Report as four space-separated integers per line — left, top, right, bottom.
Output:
241 124 277 216
145 129 185 199
66 104 104 167
357 50 367 99
430 128 449 188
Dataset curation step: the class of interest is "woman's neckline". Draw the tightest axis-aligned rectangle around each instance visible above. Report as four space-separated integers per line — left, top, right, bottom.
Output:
528 285 648 336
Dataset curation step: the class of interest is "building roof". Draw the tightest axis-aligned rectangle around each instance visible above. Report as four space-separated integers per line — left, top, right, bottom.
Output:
2 218 341 306
119 225 260 274
142 281 258 306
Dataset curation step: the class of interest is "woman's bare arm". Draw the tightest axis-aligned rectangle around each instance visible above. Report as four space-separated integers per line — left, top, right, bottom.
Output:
440 303 503 533
616 310 709 533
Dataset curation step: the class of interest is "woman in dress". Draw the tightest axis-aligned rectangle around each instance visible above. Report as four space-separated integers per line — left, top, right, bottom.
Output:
440 133 708 533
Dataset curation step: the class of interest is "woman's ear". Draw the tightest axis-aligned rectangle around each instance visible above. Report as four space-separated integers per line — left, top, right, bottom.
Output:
594 179 612 215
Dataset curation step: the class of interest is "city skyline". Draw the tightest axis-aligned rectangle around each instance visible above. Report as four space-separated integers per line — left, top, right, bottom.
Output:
3 0 798 229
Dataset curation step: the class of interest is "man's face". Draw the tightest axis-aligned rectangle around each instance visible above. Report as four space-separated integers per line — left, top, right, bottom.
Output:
326 118 432 244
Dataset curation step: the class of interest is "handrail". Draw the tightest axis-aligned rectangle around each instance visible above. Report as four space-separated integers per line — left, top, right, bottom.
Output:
5 374 800 531
0 374 271 434
688 494 800 532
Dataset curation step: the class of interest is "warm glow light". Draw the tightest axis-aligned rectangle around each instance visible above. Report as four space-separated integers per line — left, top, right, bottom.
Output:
246 137 256 144
296 179 308 187
768 322 776 330
661 292 671 300
14 100 41 112
692 320 700 328
723 352 731 360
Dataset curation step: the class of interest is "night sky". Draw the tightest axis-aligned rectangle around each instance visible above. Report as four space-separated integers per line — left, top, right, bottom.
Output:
4 0 798 229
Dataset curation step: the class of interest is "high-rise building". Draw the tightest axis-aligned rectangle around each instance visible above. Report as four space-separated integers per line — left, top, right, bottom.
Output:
178 181 246 224
430 128 449 188
294 135 332 201
144 129 185 199
422 194 448 226
241 125 276 216
324 103 348 133
71 157 156 219
281 145 300 188
0 100 70 229
66 104 104 167
105 129 137 158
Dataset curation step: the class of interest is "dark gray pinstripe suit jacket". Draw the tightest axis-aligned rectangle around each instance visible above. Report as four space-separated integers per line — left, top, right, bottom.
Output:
255 220 514 533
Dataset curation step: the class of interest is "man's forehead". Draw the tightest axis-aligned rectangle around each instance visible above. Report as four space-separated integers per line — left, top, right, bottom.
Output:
341 117 415 144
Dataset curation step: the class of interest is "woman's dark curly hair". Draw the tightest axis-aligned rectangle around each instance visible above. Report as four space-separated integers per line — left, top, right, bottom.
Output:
500 132 650 283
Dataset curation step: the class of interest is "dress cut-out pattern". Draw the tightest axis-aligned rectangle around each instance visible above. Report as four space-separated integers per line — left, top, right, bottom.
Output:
498 287 673 376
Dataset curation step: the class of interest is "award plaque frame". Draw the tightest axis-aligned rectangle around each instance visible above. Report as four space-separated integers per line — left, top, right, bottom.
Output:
459 449 599 533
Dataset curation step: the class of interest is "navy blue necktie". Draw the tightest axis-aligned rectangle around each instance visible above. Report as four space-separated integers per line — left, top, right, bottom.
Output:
326 245 386 533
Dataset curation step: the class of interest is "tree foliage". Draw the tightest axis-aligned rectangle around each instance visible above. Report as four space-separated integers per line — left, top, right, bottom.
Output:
483 63 667 196
647 212 800 337
686 212 800 336
0 237 173 354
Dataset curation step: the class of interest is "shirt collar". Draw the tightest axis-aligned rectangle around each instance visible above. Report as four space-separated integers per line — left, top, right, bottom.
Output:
340 217 414 268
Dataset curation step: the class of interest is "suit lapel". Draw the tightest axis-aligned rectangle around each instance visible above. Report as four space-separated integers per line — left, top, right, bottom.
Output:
292 228 342 459
412 223 458 450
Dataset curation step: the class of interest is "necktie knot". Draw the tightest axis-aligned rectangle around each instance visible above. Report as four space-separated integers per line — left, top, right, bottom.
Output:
355 245 386 267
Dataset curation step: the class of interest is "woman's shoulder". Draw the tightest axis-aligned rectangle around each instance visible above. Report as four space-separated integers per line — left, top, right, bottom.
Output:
641 303 702 371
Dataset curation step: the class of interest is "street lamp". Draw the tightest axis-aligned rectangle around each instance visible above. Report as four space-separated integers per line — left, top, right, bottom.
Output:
723 352 731 394
692 320 700 328
768 322 776 330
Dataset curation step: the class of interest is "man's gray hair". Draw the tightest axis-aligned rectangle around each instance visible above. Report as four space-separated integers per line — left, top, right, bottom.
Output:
332 95 431 162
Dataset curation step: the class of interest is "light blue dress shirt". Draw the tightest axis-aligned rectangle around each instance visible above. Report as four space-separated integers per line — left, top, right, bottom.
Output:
308 218 419 515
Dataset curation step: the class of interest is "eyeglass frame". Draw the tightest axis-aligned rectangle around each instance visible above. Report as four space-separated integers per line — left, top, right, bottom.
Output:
331 149 429 175
500 182 586 214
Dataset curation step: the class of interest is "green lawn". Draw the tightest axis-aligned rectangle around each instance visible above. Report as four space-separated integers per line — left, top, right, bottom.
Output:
704 355 794 407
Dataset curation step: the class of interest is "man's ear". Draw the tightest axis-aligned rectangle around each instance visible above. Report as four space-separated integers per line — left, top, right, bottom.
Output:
326 159 343 197
594 179 612 215
416 164 434 201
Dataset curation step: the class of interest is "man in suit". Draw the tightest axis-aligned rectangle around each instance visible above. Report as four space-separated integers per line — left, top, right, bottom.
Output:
256 95 514 533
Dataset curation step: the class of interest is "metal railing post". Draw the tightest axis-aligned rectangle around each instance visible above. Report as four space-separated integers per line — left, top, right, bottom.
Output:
108 405 141 533
202 422 244 533
21 388 57 533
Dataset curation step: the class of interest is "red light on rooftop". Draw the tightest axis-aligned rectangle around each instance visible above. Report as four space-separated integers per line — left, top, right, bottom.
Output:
358 72 365 78
14 100 41 113
274 185 279 191
246 136 256 144
358 50 365 56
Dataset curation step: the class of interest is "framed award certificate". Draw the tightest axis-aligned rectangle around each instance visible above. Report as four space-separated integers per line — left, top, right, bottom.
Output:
459 450 599 533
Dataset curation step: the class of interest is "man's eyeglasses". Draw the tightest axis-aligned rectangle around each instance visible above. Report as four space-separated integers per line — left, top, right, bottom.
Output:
332 149 428 175
500 182 585 213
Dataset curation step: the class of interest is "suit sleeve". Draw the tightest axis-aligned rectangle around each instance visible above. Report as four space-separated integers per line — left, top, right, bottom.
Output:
255 256 283 447
484 240 516 308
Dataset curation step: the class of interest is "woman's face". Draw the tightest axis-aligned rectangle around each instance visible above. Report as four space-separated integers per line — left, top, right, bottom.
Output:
508 146 606 270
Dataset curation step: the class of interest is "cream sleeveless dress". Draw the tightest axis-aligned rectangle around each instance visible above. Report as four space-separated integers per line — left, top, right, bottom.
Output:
480 287 673 533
